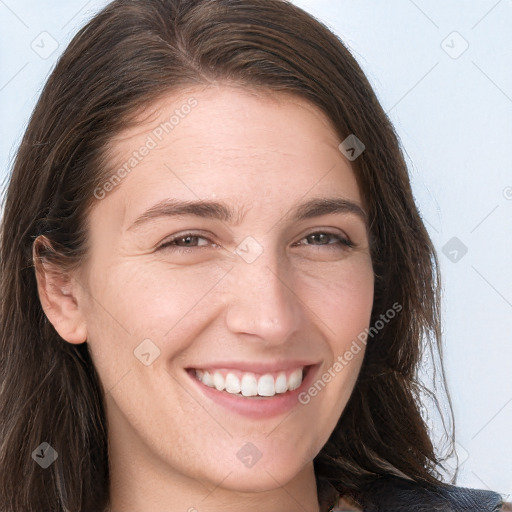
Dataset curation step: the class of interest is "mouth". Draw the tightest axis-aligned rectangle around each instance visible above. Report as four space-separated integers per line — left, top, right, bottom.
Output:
187 365 310 398
184 363 319 418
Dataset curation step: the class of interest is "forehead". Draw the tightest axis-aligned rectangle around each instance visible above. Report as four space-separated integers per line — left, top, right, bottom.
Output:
108 84 341 160
98 85 362 227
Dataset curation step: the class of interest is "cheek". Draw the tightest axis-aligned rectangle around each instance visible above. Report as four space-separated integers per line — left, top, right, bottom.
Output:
297 254 374 337
292 256 373 429
82 259 231 371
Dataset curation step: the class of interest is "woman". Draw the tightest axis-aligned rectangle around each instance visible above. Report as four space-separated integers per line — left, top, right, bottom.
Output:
0 0 509 510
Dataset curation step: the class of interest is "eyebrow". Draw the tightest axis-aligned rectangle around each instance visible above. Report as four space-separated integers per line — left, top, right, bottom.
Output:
127 196 367 231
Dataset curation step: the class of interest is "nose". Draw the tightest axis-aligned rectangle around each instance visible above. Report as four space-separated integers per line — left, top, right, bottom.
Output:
223 252 303 346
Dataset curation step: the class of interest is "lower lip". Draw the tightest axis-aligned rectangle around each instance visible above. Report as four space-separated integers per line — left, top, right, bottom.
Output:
186 364 319 419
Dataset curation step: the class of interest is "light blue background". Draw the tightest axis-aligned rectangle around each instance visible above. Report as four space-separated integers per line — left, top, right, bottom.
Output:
1 0 511 499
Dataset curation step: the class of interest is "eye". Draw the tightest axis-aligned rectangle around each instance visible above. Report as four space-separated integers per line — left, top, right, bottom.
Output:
157 230 354 254
294 231 354 250
157 232 215 251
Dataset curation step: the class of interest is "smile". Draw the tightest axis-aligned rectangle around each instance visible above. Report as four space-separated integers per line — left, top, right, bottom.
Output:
192 367 305 397
185 364 318 419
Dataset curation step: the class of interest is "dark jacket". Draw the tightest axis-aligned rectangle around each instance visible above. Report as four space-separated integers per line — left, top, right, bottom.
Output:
318 475 509 511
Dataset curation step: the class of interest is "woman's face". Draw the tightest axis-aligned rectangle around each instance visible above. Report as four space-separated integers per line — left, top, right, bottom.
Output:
75 85 374 494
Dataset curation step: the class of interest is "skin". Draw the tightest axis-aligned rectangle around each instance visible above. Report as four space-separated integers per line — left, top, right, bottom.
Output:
35 84 372 512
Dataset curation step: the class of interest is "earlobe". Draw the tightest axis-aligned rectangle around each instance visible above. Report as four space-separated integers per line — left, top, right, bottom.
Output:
32 236 88 345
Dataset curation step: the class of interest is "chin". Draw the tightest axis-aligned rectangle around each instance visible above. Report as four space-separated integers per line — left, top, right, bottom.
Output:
218 467 300 493
200 452 308 494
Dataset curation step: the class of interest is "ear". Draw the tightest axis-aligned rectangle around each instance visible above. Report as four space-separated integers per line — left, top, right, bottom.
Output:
33 236 88 344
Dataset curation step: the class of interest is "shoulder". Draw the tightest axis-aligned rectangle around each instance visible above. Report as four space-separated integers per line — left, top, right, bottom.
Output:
320 475 510 512
353 475 508 512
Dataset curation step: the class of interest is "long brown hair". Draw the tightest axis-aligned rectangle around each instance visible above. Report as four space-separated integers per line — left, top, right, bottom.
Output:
0 0 454 510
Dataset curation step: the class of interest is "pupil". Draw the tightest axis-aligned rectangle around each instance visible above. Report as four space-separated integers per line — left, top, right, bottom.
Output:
310 233 328 245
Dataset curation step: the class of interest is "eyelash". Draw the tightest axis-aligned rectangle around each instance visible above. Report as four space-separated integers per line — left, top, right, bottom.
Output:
157 231 355 252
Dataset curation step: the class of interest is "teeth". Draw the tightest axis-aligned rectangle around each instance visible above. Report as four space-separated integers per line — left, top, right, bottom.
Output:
241 373 258 397
202 371 213 387
275 373 288 394
212 372 225 391
257 374 275 396
193 367 304 397
288 368 303 390
225 372 241 394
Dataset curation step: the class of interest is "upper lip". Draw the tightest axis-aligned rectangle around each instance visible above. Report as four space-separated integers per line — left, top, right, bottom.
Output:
187 360 319 374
